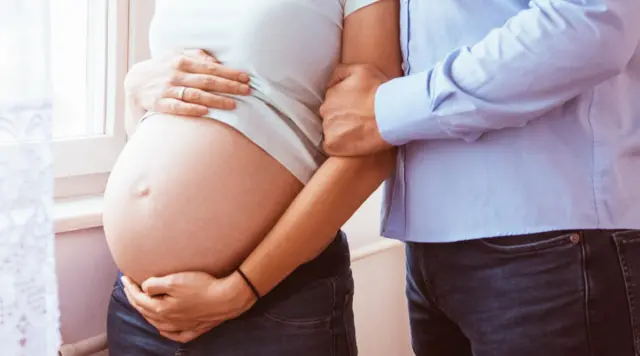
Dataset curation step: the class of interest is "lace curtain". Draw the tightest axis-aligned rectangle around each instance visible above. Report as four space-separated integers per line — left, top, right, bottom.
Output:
0 0 61 355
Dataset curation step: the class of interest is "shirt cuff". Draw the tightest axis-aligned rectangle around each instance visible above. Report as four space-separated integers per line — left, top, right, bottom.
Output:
374 71 449 146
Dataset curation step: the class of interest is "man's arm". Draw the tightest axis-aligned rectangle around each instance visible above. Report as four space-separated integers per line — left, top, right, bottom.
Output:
376 0 640 145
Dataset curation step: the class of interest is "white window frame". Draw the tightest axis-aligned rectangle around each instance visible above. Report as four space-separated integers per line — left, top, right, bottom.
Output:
54 0 154 200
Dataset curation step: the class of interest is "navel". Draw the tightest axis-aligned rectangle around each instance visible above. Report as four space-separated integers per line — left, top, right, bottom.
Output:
135 183 151 198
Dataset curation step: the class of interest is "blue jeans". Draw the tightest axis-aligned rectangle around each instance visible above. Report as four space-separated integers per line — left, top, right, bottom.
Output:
108 232 357 356
406 229 640 356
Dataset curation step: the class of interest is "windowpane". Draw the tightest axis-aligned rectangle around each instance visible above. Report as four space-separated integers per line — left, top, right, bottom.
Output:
50 0 107 139
0 1 50 108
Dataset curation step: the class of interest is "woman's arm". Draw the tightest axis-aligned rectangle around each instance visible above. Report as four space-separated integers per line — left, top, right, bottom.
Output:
238 0 402 296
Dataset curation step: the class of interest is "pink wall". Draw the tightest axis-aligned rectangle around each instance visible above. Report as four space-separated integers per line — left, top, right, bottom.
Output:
56 228 117 345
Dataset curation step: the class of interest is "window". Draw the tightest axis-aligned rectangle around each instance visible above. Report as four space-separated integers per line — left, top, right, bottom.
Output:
51 0 105 140
51 0 153 199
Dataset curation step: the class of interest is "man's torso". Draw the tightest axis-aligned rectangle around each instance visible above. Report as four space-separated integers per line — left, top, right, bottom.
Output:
383 0 640 242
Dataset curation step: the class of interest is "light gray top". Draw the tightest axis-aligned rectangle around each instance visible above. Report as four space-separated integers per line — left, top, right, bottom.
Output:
146 0 381 183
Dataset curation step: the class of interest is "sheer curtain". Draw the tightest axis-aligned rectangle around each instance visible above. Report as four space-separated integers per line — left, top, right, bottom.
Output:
0 0 61 355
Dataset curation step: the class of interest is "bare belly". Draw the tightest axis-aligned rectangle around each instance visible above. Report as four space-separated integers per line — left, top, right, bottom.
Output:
103 114 303 284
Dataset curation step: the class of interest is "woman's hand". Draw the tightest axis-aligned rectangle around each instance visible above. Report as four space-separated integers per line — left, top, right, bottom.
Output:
125 49 251 117
121 271 257 343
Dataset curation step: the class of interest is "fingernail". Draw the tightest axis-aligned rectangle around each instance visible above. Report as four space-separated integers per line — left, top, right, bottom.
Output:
240 84 251 94
239 73 250 83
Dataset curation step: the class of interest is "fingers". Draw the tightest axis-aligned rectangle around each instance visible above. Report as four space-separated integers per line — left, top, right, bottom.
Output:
152 322 184 334
175 50 250 84
126 294 198 333
182 49 218 63
153 98 210 117
122 282 164 321
141 275 175 296
182 49 223 69
173 72 251 96
327 64 355 88
149 317 199 334
120 277 197 334
146 317 176 332
318 102 331 121
181 61 252 86
158 49 251 115
165 87 236 110
122 276 167 315
160 322 219 344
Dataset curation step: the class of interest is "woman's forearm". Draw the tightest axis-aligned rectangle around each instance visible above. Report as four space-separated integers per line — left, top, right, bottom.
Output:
239 149 396 295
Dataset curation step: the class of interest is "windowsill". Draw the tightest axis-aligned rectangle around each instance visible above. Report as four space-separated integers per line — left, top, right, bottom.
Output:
54 195 104 234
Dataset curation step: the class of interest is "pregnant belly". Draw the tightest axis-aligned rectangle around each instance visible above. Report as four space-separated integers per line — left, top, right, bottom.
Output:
103 114 303 284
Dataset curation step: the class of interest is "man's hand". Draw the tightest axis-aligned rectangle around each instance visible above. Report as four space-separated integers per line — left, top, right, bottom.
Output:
121 271 257 343
125 49 251 117
319 64 394 156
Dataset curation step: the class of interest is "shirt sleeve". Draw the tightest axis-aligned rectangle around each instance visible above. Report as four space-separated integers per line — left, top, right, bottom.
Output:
343 0 380 18
375 0 640 145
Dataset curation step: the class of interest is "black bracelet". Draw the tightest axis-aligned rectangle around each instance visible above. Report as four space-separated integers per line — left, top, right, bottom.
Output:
237 268 261 300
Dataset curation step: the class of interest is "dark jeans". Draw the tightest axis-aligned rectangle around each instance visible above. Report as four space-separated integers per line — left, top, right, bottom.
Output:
406 229 640 356
108 231 357 356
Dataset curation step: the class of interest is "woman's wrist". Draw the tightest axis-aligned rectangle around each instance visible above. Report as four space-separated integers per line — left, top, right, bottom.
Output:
210 271 258 314
236 268 262 300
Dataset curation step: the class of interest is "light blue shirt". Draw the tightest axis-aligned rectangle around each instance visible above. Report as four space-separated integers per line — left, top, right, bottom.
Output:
375 0 640 242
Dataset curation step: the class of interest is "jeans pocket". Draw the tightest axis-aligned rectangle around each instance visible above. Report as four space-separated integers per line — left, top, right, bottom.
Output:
478 231 581 255
261 277 337 330
613 230 640 354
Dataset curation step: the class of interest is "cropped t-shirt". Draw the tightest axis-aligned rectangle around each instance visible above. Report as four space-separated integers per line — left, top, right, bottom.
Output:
147 0 381 183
